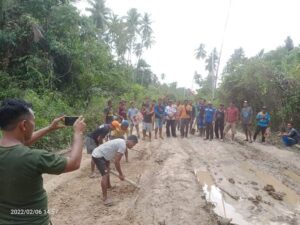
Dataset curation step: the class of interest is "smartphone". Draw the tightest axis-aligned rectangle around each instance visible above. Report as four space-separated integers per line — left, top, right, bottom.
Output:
64 116 79 126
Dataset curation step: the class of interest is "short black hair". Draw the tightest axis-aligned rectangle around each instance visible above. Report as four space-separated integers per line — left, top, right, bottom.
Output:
127 135 138 143
0 99 33 131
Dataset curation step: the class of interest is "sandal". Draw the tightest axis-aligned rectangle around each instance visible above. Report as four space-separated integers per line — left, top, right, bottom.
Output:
103 198 113 206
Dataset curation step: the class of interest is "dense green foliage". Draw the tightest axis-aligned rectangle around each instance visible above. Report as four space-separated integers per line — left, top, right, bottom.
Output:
0 0 188 150
2 1 297 149
195 37 300 130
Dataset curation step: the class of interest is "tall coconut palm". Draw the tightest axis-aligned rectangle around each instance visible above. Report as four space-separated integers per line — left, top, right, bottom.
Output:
86 0 111 31
195 43 207 60
109 15 128 61
140 13 154 50
205 48 218 73
125 8 141 64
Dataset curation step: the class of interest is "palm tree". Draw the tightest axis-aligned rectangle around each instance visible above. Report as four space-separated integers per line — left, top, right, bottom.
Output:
134 43 143 59
195 43 207 60
140 13 154 50
125 8 141 64
205 48 218 73
86 0 111 31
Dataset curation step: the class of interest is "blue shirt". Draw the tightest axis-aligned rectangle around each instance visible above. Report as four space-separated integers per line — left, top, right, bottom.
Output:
256 112 270 127
204 107 216 123
197 104 206 119
154 104 165 119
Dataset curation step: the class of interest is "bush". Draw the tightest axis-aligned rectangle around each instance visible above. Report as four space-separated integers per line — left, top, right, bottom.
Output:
24 90 75 151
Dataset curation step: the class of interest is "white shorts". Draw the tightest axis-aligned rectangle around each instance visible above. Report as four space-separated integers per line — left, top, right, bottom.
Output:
143 122 152 132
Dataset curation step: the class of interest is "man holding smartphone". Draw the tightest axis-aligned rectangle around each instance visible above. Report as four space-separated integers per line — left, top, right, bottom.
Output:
0 99 86 225
92 135 138 206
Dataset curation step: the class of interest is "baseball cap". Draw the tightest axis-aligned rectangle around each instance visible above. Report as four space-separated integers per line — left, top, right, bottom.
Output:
127 135 138 143
121 120 129 127
111 120 119 128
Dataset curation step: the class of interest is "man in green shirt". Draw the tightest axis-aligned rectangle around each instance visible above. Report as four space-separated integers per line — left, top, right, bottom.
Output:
0 99 86 225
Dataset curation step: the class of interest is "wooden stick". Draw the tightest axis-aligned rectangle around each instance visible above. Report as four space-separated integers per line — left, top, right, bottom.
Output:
219 187 240 201
110 170 140 189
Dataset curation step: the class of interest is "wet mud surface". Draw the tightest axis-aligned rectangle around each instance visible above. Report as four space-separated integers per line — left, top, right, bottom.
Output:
43 131 300 225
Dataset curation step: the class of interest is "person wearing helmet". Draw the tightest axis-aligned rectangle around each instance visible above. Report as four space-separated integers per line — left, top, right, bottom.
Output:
85 122 117 178
110 120 129 161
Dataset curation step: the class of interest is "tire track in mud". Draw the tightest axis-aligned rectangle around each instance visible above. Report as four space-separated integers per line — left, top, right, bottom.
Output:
45 134 300 225
180 135 300 225
122 137 219 225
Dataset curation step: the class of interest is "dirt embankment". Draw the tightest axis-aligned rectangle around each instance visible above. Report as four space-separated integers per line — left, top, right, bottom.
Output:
44 132 300 225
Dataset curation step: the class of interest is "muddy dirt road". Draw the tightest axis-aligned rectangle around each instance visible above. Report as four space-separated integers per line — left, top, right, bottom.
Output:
44 133 300 225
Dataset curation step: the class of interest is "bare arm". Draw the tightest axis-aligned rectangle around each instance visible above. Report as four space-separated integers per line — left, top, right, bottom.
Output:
63 116 86 173
114 152 125 180
25 116 65 146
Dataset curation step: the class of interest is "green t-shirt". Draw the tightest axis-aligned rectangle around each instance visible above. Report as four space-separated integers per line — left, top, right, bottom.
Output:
0 145 67 225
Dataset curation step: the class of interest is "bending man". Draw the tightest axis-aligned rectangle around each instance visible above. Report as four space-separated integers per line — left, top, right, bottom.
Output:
91 135 138 206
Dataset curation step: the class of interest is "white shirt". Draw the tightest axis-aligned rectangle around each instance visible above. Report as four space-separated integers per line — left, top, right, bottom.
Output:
92 139 126 160
128 107 139 119
165 104 177 120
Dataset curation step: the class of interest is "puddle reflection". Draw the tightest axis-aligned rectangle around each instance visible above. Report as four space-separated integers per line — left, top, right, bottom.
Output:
195 169 251 225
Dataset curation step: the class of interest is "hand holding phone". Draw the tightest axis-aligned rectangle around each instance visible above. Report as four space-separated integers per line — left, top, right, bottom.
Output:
64 116 79 126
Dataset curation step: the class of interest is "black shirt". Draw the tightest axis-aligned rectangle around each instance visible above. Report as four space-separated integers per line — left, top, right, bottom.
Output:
288 128 300 143
88 124 111 143
215 109 225 122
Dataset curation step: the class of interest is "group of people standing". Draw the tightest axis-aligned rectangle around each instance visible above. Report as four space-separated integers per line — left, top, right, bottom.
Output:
101 98 300 147
86 97 300 205
100 98 274 143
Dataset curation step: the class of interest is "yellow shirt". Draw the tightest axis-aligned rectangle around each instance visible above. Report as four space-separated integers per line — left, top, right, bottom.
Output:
111 122 129 138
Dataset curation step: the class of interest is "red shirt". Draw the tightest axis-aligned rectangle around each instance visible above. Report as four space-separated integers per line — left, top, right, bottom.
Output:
225 107 239 123
119 105 127 120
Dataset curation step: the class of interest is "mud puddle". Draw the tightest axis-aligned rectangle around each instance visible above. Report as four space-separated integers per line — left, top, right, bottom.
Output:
240 162 300 207
194 168 251 225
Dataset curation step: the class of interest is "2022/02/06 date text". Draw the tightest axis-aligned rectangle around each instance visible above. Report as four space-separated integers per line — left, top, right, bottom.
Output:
10 208 58 215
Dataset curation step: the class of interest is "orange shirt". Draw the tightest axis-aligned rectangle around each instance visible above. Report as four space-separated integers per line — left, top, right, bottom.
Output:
178 104 192 119
111 122 128 138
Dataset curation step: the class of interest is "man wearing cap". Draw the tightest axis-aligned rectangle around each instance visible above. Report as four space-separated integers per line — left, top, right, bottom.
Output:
240 101 253 142
253 106 271 143
85 123 117 178
224 101 239 142
92 135 138 206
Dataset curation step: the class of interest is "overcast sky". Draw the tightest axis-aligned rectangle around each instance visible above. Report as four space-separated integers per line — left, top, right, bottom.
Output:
76 0 300 89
